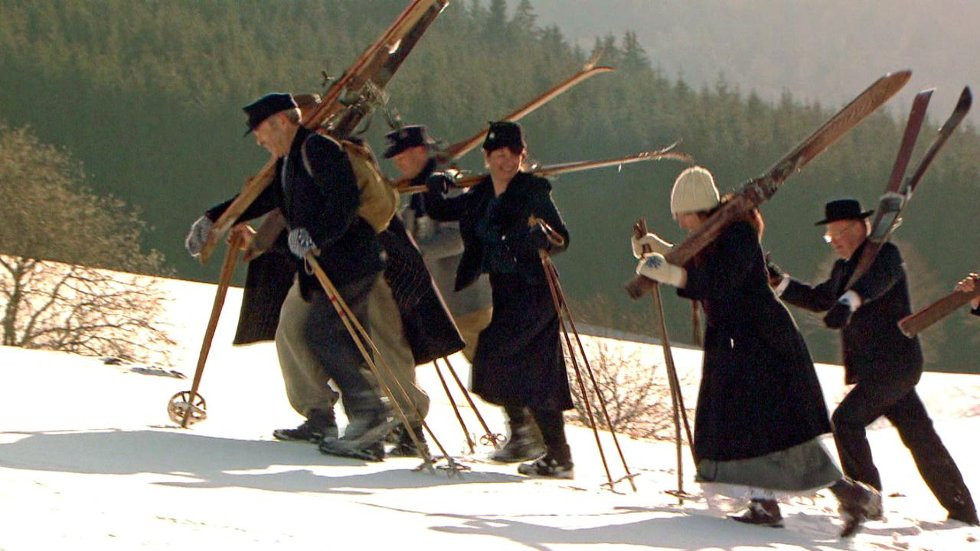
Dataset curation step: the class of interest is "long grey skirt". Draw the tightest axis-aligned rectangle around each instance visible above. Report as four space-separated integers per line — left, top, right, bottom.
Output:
696 437 842 493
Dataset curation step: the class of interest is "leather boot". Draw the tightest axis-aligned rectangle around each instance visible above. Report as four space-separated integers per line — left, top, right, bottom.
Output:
490 408 545 463
729 499 784 528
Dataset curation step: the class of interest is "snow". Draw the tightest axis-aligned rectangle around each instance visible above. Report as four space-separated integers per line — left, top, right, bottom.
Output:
1 275 978 550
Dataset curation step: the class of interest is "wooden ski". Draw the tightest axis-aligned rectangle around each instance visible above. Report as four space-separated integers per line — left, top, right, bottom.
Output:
199 0 449 264
899 279 980 337
399 143 692 194
437 60 615 163
844 87 972 290
625 69 911 298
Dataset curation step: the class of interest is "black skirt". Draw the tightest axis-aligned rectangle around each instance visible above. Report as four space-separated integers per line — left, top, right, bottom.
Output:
471 272 573 411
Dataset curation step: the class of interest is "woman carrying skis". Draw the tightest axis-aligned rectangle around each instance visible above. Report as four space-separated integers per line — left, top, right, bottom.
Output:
630 166 880 537
423 121 574 478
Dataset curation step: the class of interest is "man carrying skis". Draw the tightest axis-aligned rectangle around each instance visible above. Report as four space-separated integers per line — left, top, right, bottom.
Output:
185 93 392 460
771 197 978 525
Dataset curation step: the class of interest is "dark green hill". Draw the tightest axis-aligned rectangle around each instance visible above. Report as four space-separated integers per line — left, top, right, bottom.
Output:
1 0 976 371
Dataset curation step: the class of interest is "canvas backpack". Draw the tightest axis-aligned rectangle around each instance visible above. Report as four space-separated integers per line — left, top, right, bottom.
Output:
302 134 398 233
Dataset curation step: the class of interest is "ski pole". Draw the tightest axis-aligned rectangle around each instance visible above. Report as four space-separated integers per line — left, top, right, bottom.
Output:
537 248 615 491
540 253 638 492
306 252 464 475
441 355 503 449
168 231 244 428
635 218 696 503
432 357 476 453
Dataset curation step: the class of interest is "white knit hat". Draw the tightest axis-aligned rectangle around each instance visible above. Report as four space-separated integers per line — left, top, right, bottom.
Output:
670 166 719 217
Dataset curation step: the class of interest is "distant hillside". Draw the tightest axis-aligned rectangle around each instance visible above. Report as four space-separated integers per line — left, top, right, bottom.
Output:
529 0 980 126
1 0 977 372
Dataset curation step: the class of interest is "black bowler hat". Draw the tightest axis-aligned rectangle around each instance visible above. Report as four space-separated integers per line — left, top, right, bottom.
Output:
382 125 433 159
482 121 526 152
242 93 297 135
814 198 874 225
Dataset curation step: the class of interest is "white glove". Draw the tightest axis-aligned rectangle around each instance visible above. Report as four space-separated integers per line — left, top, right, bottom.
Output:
287 227 317 258
631 232 672 258
838 290 862 311
635 253 686 288
184 215 212 257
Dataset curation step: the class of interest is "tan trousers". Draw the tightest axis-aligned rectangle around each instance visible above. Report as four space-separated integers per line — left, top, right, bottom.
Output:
454 307 493 362
275 275 381 419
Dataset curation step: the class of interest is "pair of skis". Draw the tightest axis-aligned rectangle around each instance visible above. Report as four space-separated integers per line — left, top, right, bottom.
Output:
397 142 693 194
842 86 972 292
171 0 450 428
197 0 450 265
625 69 913 298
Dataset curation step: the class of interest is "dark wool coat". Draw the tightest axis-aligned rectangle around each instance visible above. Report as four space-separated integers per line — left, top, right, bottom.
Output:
780 240 923 384
677 221 832 462
377 215 464 364
208 139 462 359
424 172 573 410
234 127 385 296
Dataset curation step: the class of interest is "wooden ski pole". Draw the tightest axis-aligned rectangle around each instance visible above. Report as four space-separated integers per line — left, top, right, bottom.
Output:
539 255 638 492
306 253 462 474
441 355 503 449
634 218 696 502
169 231 244 428
536 247 616 491
432 357 476 453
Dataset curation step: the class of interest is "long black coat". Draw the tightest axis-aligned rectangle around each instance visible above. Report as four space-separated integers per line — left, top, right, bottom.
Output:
780 239 923 384
204 128 383 342
234 127 385 294
207 136 462 359
377 215 464 364
425 172 573 410
424 172 569 291
677 221 832 462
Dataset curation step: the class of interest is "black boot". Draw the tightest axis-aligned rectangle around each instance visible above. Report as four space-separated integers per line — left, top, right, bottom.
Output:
517 442 574 479
729 499 784 528
491 407 545 463
318 408 396 462
273 408 338 442
388 423 429 458
831 479 882 538
947 509 979 526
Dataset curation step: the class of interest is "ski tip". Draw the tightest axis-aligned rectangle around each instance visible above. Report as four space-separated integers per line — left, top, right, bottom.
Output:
884 69 913 86
957 86 973 111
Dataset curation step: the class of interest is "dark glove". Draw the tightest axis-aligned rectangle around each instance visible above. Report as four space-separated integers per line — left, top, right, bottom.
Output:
823 301 852 329
425 174 451 195
765 254 785 287
525 222 551 253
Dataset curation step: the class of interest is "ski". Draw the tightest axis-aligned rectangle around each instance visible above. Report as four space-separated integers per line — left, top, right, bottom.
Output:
389 57 615 189
199 0 449 264
844 86 972 289
898 280 980 337
437 57 615 163
399 143 693 194
625 69 911 298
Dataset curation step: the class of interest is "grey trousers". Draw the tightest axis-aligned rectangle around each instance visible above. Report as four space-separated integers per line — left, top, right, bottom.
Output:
275 273 384 420
366 276 429 424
